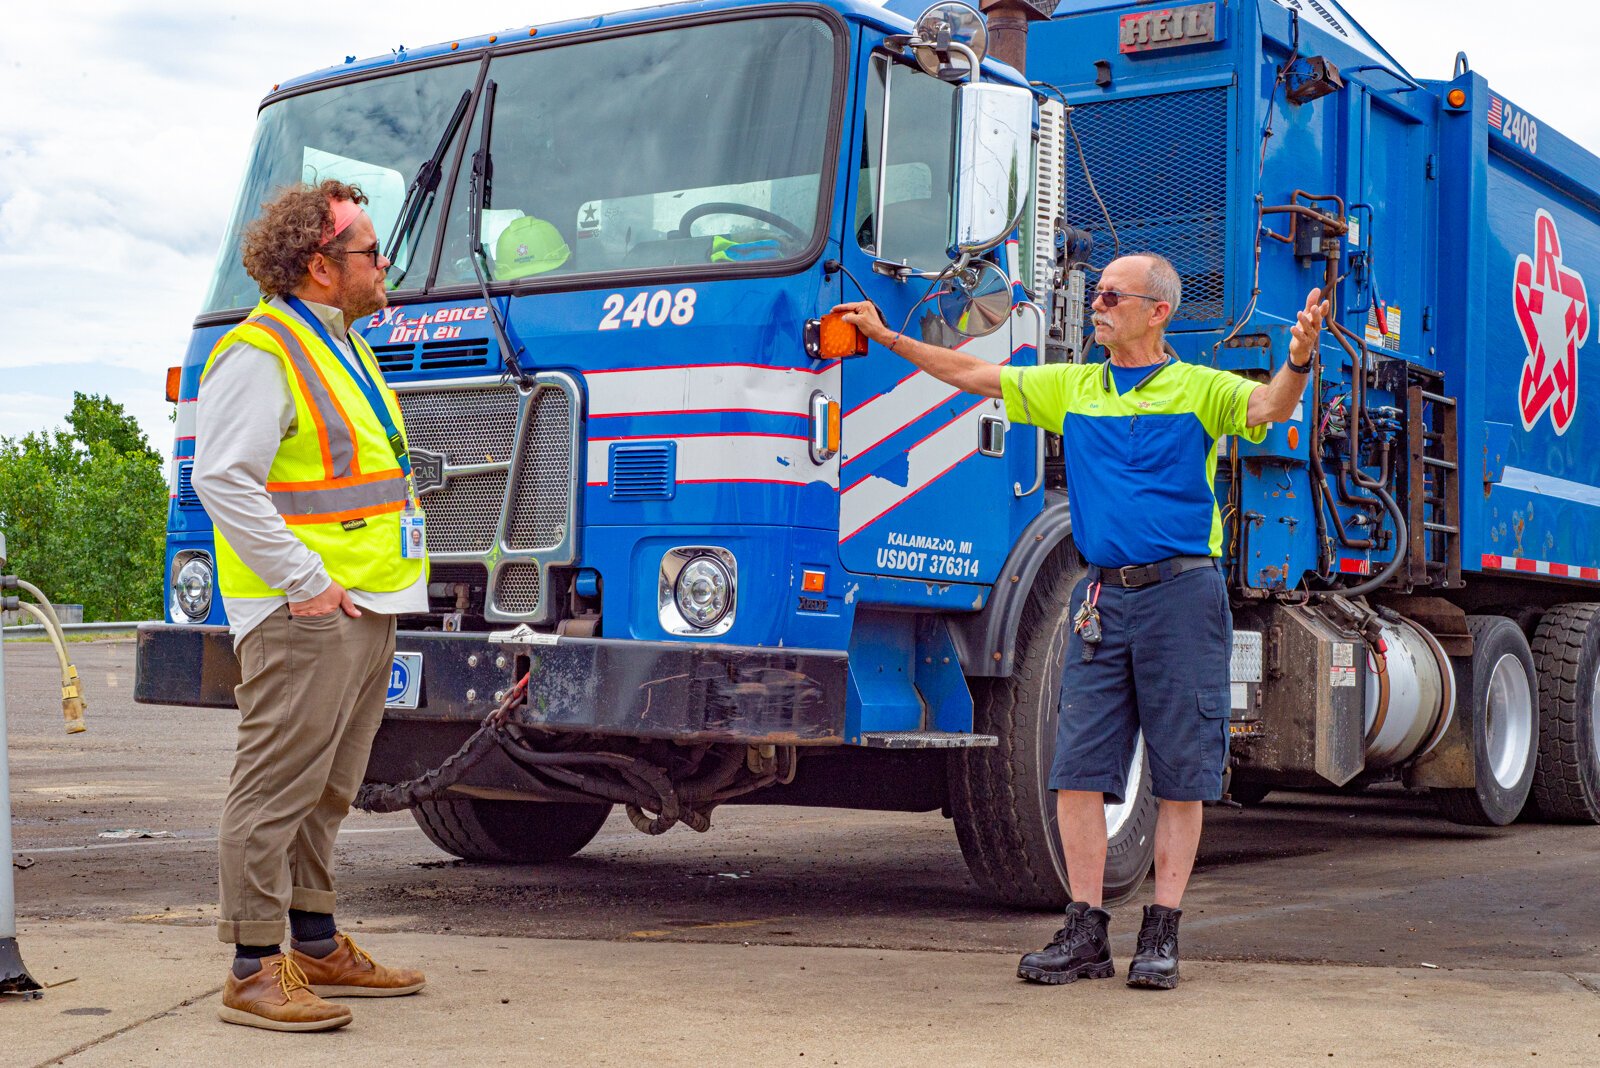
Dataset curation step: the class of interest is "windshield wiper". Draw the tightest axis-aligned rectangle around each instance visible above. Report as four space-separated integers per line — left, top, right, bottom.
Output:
382 88 472 288
466 80 532 388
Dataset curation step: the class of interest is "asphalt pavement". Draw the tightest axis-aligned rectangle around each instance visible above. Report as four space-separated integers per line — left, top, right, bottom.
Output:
5 640 1600 1065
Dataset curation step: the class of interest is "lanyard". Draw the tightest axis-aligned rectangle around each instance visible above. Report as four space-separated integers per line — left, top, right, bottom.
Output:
285 296 411 480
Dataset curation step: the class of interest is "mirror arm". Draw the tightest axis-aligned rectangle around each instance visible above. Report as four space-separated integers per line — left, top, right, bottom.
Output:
871 260 951 282
945 41 980 84
955 199 1031 260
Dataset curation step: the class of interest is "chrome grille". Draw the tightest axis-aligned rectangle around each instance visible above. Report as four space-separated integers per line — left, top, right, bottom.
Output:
399 384 520 461
496 563 543 614
507 388 574 550
393 374 582 624
422 470 504 554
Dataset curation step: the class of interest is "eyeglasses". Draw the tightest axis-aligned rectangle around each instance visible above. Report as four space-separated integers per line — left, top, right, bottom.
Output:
325 245 384 268
1094 288 1160 309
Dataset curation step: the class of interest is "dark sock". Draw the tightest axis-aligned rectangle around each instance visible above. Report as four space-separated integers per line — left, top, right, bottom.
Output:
294 936 340 959
232 944 279 978
289 909 337 943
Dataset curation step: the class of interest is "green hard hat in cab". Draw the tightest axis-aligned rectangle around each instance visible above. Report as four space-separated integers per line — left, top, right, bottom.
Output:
494 216 571 279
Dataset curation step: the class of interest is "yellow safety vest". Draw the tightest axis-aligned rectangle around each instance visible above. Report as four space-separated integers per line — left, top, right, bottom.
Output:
201 299 426 600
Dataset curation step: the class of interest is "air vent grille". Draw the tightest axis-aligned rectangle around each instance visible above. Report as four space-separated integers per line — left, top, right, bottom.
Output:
176 459 201 509
370 337 494 376
609 443 676 501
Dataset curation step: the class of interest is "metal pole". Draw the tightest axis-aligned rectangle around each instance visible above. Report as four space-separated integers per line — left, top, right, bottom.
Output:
0 531 42 994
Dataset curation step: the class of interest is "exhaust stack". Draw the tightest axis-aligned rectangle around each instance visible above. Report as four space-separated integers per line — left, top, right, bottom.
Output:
979 0 1054 72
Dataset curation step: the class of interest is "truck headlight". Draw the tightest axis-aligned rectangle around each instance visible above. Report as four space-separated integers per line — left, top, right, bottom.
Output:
658 547 735 635
170 550 214 622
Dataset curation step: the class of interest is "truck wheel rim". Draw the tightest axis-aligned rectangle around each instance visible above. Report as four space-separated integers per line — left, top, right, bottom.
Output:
1485 653 1534 789
1105 733 1146 838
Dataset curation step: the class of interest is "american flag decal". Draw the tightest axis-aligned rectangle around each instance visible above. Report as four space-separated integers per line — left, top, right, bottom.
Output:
1487 96 1504 127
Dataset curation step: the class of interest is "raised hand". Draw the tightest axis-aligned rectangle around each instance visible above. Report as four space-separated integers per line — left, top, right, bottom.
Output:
1289 287 1330 368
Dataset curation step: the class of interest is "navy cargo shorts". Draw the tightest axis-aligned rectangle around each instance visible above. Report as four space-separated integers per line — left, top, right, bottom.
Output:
1050 560 1233 804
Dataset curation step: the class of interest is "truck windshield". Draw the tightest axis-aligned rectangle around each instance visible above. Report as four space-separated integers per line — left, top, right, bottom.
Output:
436 15 839 286
201 62 481 315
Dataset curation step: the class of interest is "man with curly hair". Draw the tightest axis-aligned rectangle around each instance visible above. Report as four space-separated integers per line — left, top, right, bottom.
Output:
193 180 428 1032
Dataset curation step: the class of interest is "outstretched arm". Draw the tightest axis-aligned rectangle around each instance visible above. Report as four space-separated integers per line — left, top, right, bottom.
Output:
1246 288 1329 428
832 301 1004 399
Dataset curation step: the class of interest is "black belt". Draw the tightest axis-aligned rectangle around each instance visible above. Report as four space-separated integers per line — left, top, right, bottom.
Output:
1088 555 1217 589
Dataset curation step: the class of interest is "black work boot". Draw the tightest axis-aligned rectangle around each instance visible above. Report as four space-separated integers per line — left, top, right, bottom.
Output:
1126 904 1182 989
1017 901 1114 985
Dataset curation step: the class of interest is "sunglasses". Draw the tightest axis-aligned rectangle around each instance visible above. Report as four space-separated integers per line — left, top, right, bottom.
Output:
325 245 385 267
1094 288 1160 309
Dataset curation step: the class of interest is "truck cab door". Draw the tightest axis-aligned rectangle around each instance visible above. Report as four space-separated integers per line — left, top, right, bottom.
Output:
834 49 1036 585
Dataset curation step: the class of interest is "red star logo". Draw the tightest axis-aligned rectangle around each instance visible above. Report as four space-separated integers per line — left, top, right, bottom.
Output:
1515 210 1590 435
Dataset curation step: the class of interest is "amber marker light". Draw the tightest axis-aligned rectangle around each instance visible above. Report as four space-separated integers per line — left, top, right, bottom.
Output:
809 392 841 463
819 312 869 359
165 366 182 403
801 570 827 593
1287 425 1300 450
1447 88 1467 108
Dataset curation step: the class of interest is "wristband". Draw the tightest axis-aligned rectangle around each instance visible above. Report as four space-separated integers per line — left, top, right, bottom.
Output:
1288 357 1312 375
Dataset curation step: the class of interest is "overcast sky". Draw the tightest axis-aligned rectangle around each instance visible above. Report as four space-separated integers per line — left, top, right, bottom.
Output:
2 0 1595 453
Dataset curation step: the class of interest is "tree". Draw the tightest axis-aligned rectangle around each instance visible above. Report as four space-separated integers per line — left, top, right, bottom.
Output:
66 393 161 464
0 393 168 621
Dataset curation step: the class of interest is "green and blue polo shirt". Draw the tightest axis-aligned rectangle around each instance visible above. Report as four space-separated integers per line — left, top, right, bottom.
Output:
1000 359 1266 569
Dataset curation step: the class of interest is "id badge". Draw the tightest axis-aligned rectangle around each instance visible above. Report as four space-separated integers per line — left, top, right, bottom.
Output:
400 502 426 559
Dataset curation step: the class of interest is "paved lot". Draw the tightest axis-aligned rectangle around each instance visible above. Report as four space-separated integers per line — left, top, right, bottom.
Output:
5 640 1600 1064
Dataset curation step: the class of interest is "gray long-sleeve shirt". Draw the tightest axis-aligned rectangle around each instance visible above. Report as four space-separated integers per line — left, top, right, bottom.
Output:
192 295 426 644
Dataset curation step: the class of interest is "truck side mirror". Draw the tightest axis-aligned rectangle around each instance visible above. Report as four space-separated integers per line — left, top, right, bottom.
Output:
951 82 1034 259
936 260 1012 338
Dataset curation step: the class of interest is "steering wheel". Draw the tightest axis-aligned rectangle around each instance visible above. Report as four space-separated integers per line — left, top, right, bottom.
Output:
672 201 807 243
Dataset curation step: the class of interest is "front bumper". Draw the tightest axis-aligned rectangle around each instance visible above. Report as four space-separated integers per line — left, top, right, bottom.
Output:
134 623 848 744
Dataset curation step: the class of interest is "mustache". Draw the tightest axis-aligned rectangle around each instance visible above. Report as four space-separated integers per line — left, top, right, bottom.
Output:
1091 316 1111 327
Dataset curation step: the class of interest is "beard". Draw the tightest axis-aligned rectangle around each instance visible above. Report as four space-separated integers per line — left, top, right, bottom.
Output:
332 269 388 322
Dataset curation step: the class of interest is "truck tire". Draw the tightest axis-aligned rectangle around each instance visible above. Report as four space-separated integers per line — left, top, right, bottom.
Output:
412 797 613 863
1434 615 1538 826
950 545 1158 909
1529 603 1600 822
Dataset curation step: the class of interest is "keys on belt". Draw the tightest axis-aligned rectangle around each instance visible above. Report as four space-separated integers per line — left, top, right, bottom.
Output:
1073 581 1103 662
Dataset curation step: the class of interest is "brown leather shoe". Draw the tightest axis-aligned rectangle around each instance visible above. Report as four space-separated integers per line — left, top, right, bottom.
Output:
218 954 352 1032
291 933 426 998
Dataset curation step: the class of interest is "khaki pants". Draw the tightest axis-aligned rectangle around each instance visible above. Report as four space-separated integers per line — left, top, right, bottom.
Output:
217 605 395 946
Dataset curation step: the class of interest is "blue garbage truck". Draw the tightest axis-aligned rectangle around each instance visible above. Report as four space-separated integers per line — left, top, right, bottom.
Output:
136 0 1600 907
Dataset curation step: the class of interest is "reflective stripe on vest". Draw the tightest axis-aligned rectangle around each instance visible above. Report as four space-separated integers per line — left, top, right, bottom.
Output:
268 472 411 523
241 313 358 477
201 298 423 599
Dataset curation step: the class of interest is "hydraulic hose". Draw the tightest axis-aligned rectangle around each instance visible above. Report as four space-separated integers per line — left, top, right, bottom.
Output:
1320 480 1409 600
14 581 64 634
14 601 84 734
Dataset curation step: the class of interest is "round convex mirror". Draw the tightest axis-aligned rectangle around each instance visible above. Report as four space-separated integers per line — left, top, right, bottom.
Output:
912 2 988 81
936 260 1012 338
